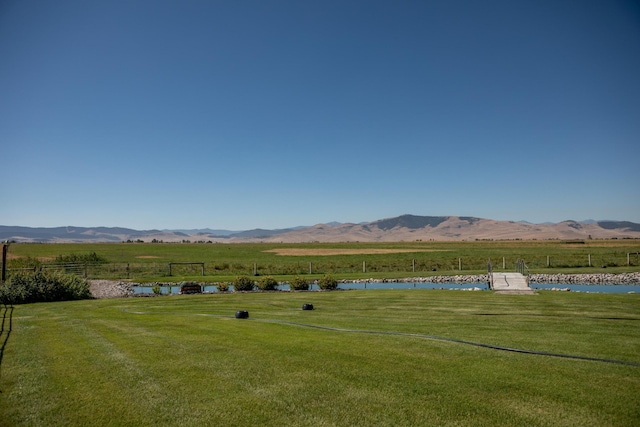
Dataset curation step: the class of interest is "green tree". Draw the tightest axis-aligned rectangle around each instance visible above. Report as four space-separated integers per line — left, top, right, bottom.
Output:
318 275 338 290
289 276 309 291
257 276 278 291
233 276 255 291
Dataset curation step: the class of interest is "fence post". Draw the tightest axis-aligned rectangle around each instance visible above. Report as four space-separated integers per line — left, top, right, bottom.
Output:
628 253 630 266
547 256 550 267
588 254 591 267
1 243 7 283
458 258 461 271
503 257 505 269
363 261 366 273
309 262 312 274
412 259 415 273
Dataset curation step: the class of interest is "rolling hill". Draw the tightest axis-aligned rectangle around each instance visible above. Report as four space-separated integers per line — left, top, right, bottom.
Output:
2 215 640 243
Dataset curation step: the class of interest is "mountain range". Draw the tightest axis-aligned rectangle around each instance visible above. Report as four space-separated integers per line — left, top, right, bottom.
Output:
2 215 640 243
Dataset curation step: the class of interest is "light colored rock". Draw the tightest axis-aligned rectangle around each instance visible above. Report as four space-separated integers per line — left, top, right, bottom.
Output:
89 280 134 298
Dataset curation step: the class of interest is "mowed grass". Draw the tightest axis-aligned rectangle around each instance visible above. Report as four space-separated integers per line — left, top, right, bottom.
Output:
2 290 639 426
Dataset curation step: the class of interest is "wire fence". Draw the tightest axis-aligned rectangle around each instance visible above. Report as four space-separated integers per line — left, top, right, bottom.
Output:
3 252 638 281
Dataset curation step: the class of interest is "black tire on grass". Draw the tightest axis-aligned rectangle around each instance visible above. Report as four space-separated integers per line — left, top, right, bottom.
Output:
235 310 249 319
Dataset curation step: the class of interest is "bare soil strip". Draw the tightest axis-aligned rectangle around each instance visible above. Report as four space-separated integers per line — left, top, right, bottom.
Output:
265 248 447 256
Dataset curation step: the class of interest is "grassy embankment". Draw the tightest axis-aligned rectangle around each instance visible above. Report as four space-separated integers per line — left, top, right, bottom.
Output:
1 290 639 426
6 240 640 282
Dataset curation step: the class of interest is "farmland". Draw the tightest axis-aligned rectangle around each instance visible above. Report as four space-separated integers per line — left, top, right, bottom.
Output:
5 239 640 282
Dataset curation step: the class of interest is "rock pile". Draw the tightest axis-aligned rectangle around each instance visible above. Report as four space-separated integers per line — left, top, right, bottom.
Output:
89 280 135 298
344 275 489 284
529 272 640 284
343 273 640 285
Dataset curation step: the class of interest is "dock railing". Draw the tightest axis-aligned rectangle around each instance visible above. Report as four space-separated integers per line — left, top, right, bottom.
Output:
515 258 530 284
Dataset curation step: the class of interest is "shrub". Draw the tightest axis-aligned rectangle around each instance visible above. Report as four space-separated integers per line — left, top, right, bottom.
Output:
318 275 338 290
233 276 255 292
7 256 40 270
54 252 108 264
289 276 309 291
256 276 279 291
0 271 91 305
216 282 230 292
152 284 161 295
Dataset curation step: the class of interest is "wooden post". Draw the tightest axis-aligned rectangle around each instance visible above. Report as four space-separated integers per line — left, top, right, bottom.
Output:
588 254 591 267
1 243 8 283
309 262 312 274
253 263 257 276
201 263 205 276
412 259 415 273
458 258 461 271
628 253 630 266
363 261 366 273
547 256 550 267
503 257 505 269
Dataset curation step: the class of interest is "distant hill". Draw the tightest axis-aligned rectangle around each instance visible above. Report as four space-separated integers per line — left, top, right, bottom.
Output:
255 216 640 243
1 215 640 243
372 215 450 230
597 221 640 232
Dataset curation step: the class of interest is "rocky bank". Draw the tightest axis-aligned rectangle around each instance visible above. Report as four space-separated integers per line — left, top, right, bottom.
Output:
89 280 134 298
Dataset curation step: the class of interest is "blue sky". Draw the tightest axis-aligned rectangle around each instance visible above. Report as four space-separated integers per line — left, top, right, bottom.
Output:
1 0 639 230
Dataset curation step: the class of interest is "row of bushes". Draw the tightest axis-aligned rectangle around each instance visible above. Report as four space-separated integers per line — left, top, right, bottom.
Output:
0 271 92 305
220 275 339 292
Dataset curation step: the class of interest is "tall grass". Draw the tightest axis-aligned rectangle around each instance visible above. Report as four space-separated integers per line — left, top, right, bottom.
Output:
1 291 639 426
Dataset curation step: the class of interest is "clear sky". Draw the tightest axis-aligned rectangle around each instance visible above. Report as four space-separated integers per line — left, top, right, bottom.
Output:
1 0 639 230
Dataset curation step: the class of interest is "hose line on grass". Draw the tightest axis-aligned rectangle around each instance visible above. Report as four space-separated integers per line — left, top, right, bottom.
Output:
121 309 640 367
257 318 640 367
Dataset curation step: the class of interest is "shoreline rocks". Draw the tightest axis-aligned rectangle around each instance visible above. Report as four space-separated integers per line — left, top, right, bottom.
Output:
89 280 134 298
529 272 640 284
342 275 489 284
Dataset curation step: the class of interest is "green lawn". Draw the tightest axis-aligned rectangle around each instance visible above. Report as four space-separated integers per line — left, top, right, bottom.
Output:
1 290 639 426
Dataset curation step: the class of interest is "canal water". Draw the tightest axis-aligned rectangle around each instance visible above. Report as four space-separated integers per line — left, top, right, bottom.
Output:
132 282 639 294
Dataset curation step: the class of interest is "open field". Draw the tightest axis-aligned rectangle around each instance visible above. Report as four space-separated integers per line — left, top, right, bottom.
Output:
264 248 449 256
5 240 640 282
1 290 639 426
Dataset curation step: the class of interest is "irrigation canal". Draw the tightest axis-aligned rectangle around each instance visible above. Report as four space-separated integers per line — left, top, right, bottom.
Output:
133 282 640 294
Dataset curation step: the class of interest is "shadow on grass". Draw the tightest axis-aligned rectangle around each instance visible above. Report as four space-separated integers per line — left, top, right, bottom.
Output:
0 304 13 393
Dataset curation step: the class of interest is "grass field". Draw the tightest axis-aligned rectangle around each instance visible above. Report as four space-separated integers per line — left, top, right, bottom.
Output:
6 240 640 282
1 290 639 426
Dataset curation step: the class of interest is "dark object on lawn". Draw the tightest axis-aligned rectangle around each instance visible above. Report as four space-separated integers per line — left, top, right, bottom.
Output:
302 304 314 311
235 310 249 319
179 281 202 294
